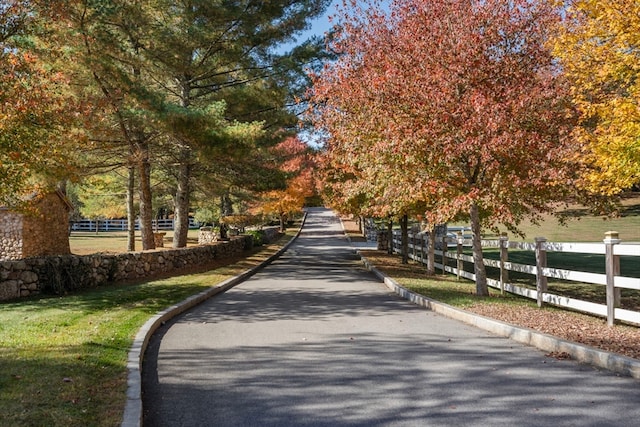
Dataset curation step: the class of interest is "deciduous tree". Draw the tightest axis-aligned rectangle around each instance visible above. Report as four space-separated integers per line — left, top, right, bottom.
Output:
311 0 579 295
0 1 82 206
551 0 640 195
256 137 316 231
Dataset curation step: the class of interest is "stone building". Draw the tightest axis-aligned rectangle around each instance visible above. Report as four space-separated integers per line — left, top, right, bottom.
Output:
0 190 73 261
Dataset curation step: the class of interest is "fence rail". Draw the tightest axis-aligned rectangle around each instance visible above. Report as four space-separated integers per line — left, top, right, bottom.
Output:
70 218 198 232
391 230 640 326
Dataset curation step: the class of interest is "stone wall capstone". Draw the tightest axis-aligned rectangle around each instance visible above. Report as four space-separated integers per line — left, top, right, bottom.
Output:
0 234 264 301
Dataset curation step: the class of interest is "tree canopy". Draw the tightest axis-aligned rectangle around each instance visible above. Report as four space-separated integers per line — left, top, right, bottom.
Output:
253 136 317 231
4 0 639 272
7 0 331 250
551 0 640 195
0 2 82 206
311 0 580 294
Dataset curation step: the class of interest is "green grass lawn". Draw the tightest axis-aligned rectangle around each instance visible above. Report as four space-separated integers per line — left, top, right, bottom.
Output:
481 248 640 277
0 231 295 427
69 229 202 255
486 193 640 242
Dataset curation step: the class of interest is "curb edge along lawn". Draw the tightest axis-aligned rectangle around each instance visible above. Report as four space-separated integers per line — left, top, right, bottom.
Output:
121 216 307 427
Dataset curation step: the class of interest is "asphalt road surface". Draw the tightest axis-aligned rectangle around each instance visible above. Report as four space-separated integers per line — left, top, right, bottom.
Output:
142 207 640 427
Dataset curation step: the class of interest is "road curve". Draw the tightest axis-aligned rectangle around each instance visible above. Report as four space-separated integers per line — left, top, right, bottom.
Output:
142 207 640 427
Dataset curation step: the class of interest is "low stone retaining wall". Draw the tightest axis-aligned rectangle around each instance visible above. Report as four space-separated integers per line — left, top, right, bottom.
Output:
0 235 261 301
262 227 280 242
198 226 281 245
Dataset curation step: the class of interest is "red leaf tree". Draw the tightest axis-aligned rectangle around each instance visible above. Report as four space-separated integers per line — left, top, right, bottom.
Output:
255 137 317 231
0 2 83 206
311 0 579 295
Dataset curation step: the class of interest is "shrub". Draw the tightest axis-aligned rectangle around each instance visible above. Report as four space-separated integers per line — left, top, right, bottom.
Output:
246 229 265 247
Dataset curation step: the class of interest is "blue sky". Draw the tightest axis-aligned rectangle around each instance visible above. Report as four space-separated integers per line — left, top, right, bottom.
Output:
292 1 341 47
290 1 351 147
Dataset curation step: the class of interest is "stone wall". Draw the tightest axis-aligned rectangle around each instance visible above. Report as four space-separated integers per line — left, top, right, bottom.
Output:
22 193 71 258
0 209 23 261
262 227 280 243
0 192 72 261
198 226 281 245
198 227 218 245
0 235 257 301
377 231 389 251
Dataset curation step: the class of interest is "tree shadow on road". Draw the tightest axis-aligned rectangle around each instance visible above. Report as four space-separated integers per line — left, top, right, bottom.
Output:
143 331 640 427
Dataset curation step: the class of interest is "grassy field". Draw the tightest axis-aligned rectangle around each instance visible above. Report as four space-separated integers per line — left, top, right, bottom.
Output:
480 193 640 242
478 248 640 309
69 229 202 255
0 231 296 427
448 194 640 307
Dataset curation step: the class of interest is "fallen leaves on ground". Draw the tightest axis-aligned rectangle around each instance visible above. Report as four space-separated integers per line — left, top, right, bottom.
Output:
466 301 640 360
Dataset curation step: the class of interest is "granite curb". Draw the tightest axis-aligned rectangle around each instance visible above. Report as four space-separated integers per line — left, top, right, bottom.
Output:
120 214 307 427
356 251 640 380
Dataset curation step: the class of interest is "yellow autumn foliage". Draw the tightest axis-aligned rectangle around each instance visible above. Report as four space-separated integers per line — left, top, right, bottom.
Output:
552 0 640 194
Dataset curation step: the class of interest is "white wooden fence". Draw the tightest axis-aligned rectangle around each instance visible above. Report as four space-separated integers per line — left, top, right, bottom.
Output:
70 218 198 232
391 230 640 326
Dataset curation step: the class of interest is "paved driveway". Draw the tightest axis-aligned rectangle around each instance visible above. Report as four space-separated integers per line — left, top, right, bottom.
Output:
142 208 640 426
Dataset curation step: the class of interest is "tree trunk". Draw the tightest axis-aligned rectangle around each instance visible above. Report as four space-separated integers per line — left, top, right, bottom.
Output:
126 165 136 252
470 202 489 296
136 140 155 250
220 191 233 217
219 192 233 240
386 218 393 255
426 229 435 275
401 214 409 264
279 212 286 232
173 146 191 248
172 75 194 249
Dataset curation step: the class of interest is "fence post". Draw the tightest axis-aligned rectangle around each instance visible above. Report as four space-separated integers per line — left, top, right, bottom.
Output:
427 230 435 275
456 231 463 280
420 233 425 266
389 230 393 254
535 237 547 308
390 230 394 254
604 231 621 327
499 233 509 295
412 233 416 261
